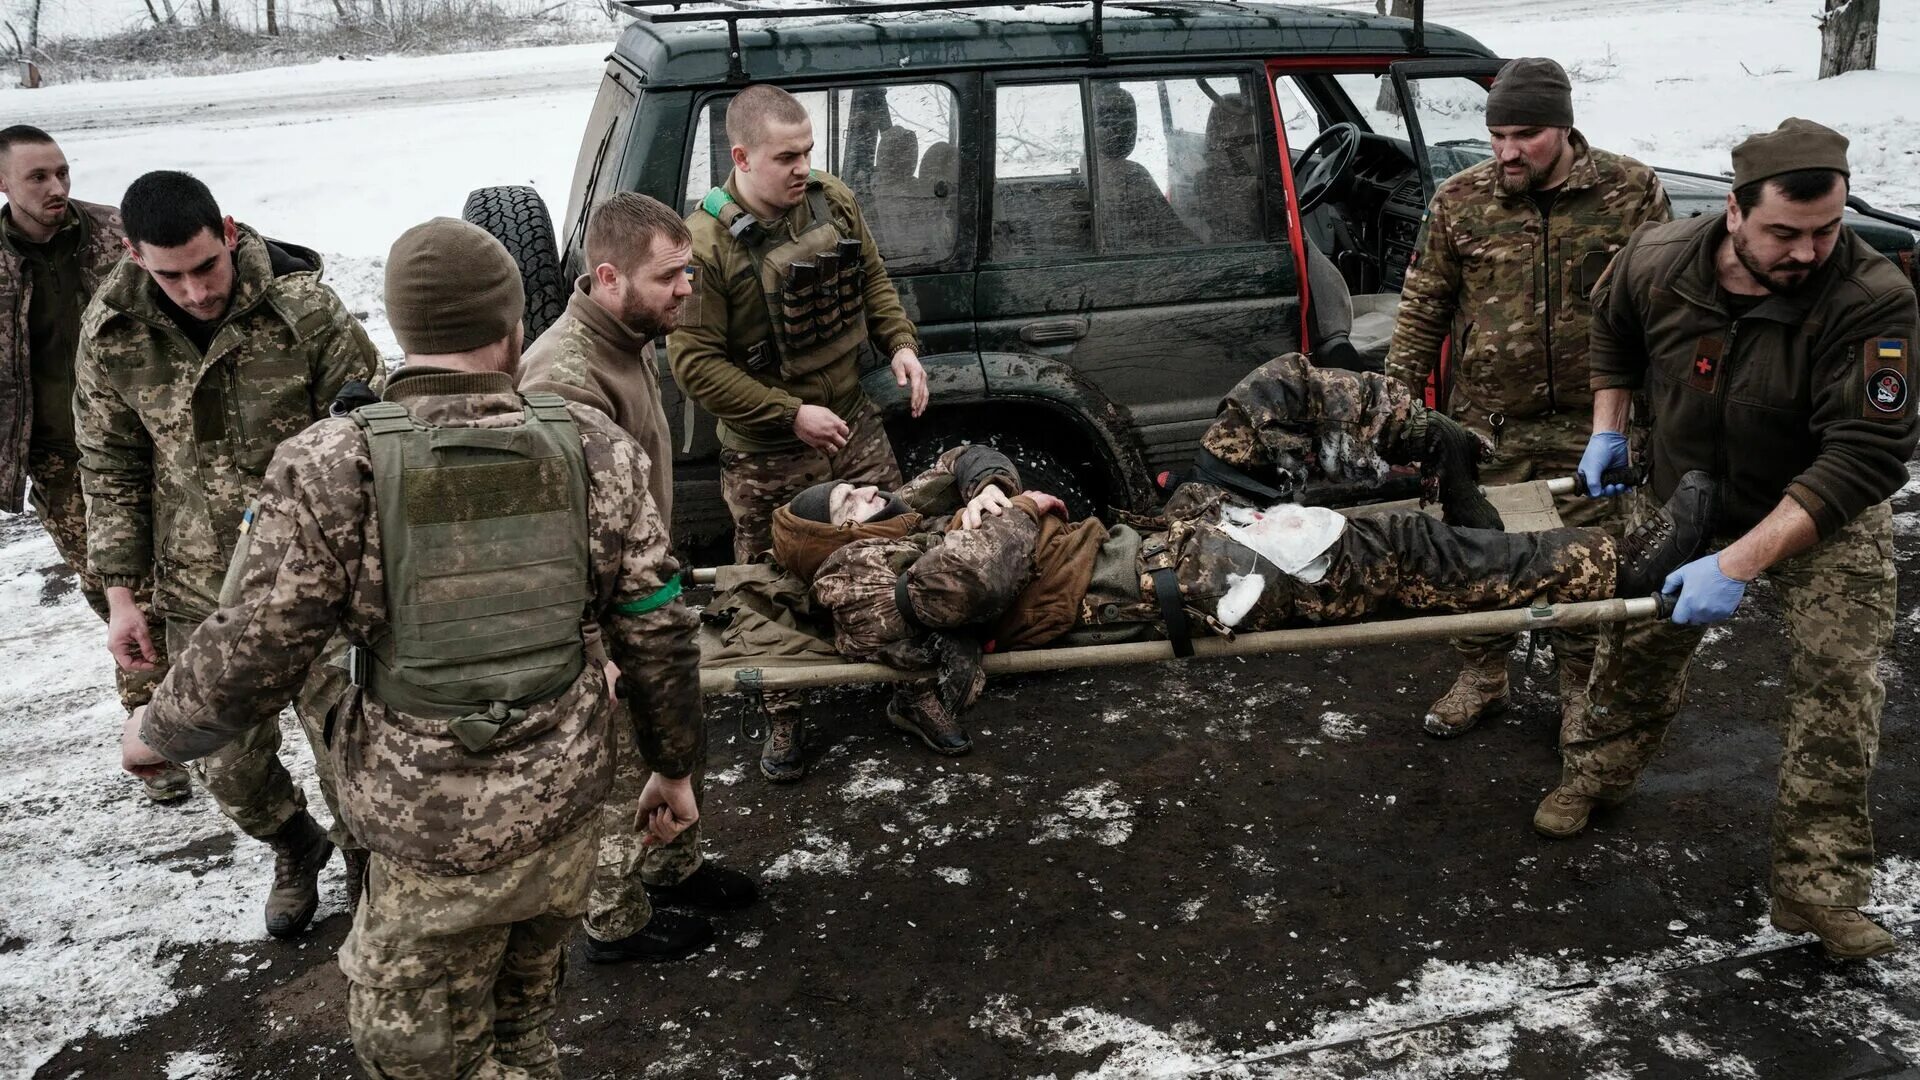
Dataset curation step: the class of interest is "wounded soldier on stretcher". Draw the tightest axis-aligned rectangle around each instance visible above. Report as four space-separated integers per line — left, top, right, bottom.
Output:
755 354 1717 751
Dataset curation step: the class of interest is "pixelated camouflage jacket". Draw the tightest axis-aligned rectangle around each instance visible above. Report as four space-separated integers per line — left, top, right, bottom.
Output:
0 199 126 512
141 368 704 876
75 224 382 622
1386 131 1670 431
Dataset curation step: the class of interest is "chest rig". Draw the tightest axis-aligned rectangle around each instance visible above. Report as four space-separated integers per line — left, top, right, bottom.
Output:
349 391 593 751
703 177 868 379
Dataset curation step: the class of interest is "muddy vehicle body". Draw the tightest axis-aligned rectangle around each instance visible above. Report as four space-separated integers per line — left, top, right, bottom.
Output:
465 0 1920 547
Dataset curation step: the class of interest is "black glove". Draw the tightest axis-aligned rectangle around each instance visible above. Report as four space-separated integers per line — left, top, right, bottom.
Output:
1314 334 1380 374
329 379 381 417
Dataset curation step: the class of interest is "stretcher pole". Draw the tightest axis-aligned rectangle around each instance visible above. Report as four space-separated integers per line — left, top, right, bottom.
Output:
700 596 1662 695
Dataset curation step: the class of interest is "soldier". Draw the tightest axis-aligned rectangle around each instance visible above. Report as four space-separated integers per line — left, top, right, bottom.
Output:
120 216 704 1077
1386 58 1672 741
669 82 929 780
0 126 188 802
520 191 758 963
1537 120 1918 960
76 170 383 937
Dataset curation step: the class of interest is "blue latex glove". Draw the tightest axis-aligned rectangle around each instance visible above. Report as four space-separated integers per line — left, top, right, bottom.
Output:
1662 554 1747 625
1578 430 1631 497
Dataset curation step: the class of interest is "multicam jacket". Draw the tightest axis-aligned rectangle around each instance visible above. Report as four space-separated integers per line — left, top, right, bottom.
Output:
75 224 381 622
141 368 705 876
1387 131 1671 433
0 199 126 511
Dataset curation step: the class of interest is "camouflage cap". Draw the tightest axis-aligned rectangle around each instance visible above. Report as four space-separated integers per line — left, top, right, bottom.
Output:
384 217 524 355
1486 58 1574 128
1731 118 1850 188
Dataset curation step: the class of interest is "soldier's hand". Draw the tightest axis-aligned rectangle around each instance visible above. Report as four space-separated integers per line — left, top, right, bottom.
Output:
959 486 1012 530
120 706 170 777
794 404 851 453
1025 491 1069 519
105 586 159 671
1661 554 1748 625
1578 431 1632 497
892 348 929 417
637 773 699 847
603 660 621 705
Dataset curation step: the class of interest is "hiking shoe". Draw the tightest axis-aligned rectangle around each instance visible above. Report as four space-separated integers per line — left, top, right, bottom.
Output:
760 714 807 783
1613 470 1717 598
646 862 760 913
263 811 334 939
1771 896 1899 959
1532 785 1619 839
1422 657 1510 738
142 764 192 804
1423 413 1502 531
584 910 715 964
888 686 972 756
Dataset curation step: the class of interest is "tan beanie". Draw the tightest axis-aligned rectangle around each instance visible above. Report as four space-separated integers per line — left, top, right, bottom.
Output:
384 217 525 355
1731 118 1851 189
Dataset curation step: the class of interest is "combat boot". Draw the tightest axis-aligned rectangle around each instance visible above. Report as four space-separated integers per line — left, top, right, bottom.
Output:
142 763 191 804
1613 470 1718 598
263 811 334 939
1770 895 1899 959
584 910 715 964
760 714 807 783
1422 654 1509 738
1556 656 1593 747
1532 785 1622 839
1420 412 1502 531
645 862 761 912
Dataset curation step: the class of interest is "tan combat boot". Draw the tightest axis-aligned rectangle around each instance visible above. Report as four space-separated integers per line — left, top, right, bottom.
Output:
1771 896 1899 959
1423 656 1510 738
1556 657 1592 747
142 763 192 804
263 811 334 938
1532 785 1621 839
760 714 807 783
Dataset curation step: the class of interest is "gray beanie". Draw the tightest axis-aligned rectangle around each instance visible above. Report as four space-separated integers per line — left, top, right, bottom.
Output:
788 481 839 524
384 217 524 355
1485 57 1574 129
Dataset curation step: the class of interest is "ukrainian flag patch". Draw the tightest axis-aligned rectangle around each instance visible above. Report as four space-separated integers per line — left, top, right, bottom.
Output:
1865 338 1910 419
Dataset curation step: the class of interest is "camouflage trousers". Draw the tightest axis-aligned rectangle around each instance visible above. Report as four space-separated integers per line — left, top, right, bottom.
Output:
1449 411 1622 677
1169 513 1617 630
166 618 357 849
586 702 704 941
720 400 904 564
25 448 166 712
339 819 597 1080
1198 352 1418 490
1561 497 1895 907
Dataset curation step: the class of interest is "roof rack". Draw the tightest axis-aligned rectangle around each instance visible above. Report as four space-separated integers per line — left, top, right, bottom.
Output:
609 0 1109 81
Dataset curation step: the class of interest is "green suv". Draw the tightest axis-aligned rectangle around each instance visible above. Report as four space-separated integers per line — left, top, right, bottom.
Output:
464 0 1920 546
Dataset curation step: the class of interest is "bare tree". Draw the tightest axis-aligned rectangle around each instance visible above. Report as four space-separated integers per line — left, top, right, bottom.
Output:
1818 0 1878 78
267 0 279 33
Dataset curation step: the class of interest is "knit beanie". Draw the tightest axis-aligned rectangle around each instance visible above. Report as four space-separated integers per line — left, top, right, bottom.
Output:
384 217 524 354
1731 118 1851 189
1485 57 1575 129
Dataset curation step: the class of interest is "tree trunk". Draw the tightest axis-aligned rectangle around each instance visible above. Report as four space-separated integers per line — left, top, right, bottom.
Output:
142 0 163 24
1818 0 1878 78
1375 0 1417 117
25 0 41 49
207 0 221 22
266 0 278 33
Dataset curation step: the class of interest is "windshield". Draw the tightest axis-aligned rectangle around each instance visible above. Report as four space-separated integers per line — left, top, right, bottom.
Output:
1332 71 1495 187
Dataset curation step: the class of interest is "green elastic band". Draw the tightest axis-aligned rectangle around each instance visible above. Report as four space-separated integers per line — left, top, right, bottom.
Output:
616 572 683 615
701 188 734 219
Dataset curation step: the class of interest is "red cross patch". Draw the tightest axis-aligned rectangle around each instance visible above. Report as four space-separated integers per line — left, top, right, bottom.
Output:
1688 337 1724 392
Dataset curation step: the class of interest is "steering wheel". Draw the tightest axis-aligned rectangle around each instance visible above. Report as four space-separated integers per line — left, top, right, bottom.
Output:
1290 122 1362 215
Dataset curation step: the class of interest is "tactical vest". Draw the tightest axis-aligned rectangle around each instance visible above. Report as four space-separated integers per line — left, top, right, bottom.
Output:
350 391 593 752
703 177 868 379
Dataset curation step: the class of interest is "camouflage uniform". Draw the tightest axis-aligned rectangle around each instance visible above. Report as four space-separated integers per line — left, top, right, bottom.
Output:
139 368 704 1077
668 171 916 563
75 225 382 840
1385 130 1671 719
1 201 170 720
1560 211 1919 907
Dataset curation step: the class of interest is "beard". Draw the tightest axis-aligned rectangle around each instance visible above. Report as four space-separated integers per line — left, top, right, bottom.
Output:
1731 228 1819 295
1493 134 1568 196
618 297 676 339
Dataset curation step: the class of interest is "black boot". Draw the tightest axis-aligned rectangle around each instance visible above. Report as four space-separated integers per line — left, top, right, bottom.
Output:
1613 470 1718 598
585 910 715 963
1420 413 1503 531
645 862 760 912
263 811 333 939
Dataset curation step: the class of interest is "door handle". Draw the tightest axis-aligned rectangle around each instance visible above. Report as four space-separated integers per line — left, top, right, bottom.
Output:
1019 317 1089 346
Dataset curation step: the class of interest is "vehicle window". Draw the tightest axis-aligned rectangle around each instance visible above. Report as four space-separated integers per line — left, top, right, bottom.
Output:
991 82 1091 258
1274 76 1325 151
1089 75 1258 251
682 86 956 267
834 84 960 265
1332 72 1409 140
1400 75 1495 188
563 71 637 256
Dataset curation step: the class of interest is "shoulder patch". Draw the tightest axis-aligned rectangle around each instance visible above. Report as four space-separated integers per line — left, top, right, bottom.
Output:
1865 338 1910 420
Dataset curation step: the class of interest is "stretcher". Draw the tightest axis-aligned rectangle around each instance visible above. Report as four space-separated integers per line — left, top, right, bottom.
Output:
691 477 1662 696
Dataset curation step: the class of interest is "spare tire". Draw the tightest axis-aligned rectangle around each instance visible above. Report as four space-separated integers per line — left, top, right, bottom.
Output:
462 185 568 341
895 426 1101 522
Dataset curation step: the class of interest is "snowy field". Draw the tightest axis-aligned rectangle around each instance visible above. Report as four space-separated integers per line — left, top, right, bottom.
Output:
1 1 1919 1077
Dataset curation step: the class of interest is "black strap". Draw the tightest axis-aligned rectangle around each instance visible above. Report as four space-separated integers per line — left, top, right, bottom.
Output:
895 572 929 633
1151 566 1194 659
1191 447 1292 505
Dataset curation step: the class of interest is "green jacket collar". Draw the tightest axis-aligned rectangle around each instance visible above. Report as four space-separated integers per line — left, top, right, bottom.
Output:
94 223 302 333
1666 211 1848 324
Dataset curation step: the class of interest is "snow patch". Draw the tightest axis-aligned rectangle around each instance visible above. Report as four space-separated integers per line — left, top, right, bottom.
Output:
761 834 856 881
1030 781 1133 847
934 866 972 886
838 758 908 802
165 1049 234 1079
1318 711 1366 742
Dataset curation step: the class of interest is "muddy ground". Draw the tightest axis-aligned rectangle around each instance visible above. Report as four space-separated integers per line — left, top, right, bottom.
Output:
30 516 1920 1079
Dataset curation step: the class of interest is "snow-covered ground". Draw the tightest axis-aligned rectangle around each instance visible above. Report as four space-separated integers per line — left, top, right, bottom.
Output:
2 1 1919 1076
